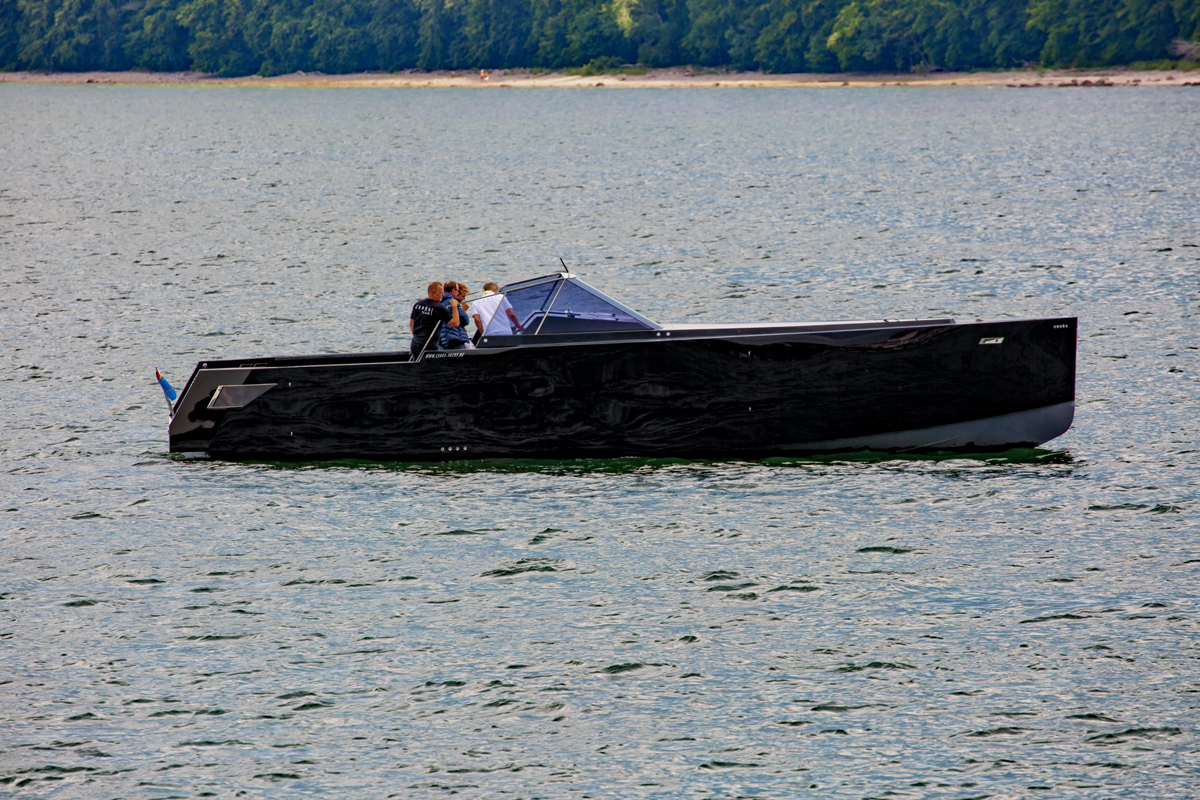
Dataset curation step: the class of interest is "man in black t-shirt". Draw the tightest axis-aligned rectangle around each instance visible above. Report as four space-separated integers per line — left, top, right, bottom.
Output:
409 281 460 358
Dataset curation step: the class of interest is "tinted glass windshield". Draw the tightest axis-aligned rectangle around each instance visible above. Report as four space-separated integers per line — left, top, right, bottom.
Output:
550 281 637 320
503 280 558 329
536 281 650 331
491 276 657 337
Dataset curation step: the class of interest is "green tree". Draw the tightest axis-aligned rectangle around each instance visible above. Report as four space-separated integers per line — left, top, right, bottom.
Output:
308 0 377 73
826 0 997 71
0 0 19 68
125 0 191 71
369 0 421 70
619 0 690 67
753 2 809 72
682 0 745 65
6 0 1197 74
1173 0 1200 39
1027 0 1192 65
177 0 259 74
1028 0 1122 65
800 0 849 70
528 0 625 68
525 0 564 65
247 0 315 75
751 0 850 72
564 0 626 64
966 0 1043 67
464 0 532 66
415 0 467 68
18 0 133 69
15 0 55 68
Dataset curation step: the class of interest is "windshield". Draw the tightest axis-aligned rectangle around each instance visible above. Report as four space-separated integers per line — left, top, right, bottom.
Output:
503 280 558 329
497 276 657 335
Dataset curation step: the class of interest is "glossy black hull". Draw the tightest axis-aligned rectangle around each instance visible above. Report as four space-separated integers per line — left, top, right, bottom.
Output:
169 316 1076 462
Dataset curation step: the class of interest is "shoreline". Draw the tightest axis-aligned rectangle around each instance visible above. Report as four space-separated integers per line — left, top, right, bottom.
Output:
3 66 1199 88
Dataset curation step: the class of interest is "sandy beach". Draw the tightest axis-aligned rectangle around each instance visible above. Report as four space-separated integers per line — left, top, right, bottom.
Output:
3 65 1198 88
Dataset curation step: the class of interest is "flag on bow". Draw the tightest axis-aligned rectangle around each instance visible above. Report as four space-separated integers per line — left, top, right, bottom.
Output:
156 368 177 414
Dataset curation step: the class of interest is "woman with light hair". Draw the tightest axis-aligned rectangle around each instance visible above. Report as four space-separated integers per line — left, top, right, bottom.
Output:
439 282 475 349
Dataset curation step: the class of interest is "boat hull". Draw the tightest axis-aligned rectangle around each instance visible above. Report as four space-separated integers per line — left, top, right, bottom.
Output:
169 317 1076 461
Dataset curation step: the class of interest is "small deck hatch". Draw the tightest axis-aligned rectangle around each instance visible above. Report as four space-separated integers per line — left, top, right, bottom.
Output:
208 383 276 410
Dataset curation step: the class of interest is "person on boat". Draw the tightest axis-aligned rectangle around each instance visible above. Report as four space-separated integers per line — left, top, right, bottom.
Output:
470 282 525 341
409 281 458 358
439 281 474 350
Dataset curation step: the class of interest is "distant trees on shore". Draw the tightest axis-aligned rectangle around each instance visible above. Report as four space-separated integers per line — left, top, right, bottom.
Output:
1 0 1197 76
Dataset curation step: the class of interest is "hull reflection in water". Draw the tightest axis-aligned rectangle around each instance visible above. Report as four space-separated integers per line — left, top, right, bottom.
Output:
166 273 1077 461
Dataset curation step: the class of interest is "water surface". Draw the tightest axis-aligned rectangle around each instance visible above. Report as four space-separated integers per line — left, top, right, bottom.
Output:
2 84 1199 798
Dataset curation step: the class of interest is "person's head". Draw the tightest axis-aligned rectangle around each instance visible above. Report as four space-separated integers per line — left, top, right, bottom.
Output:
443 281 458 295
483 282 500 294
454 283 469 299
427 281 444 300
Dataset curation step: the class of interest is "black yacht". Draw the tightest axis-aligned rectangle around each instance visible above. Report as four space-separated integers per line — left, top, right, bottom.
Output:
166 272 1076 461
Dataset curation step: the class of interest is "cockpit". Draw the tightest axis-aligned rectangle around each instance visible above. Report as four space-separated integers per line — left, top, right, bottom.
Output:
480 273 659 340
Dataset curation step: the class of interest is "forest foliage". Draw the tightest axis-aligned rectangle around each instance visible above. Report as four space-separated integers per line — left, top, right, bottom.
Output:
2 0 1198 75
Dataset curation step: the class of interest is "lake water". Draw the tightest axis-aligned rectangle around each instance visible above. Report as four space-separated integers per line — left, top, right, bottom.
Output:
2 83 1199 798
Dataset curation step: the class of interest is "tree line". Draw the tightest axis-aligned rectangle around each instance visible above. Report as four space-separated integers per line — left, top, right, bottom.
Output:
2 0 1197 76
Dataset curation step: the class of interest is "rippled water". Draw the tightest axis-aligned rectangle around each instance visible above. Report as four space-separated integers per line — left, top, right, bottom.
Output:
2 84 1199 798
